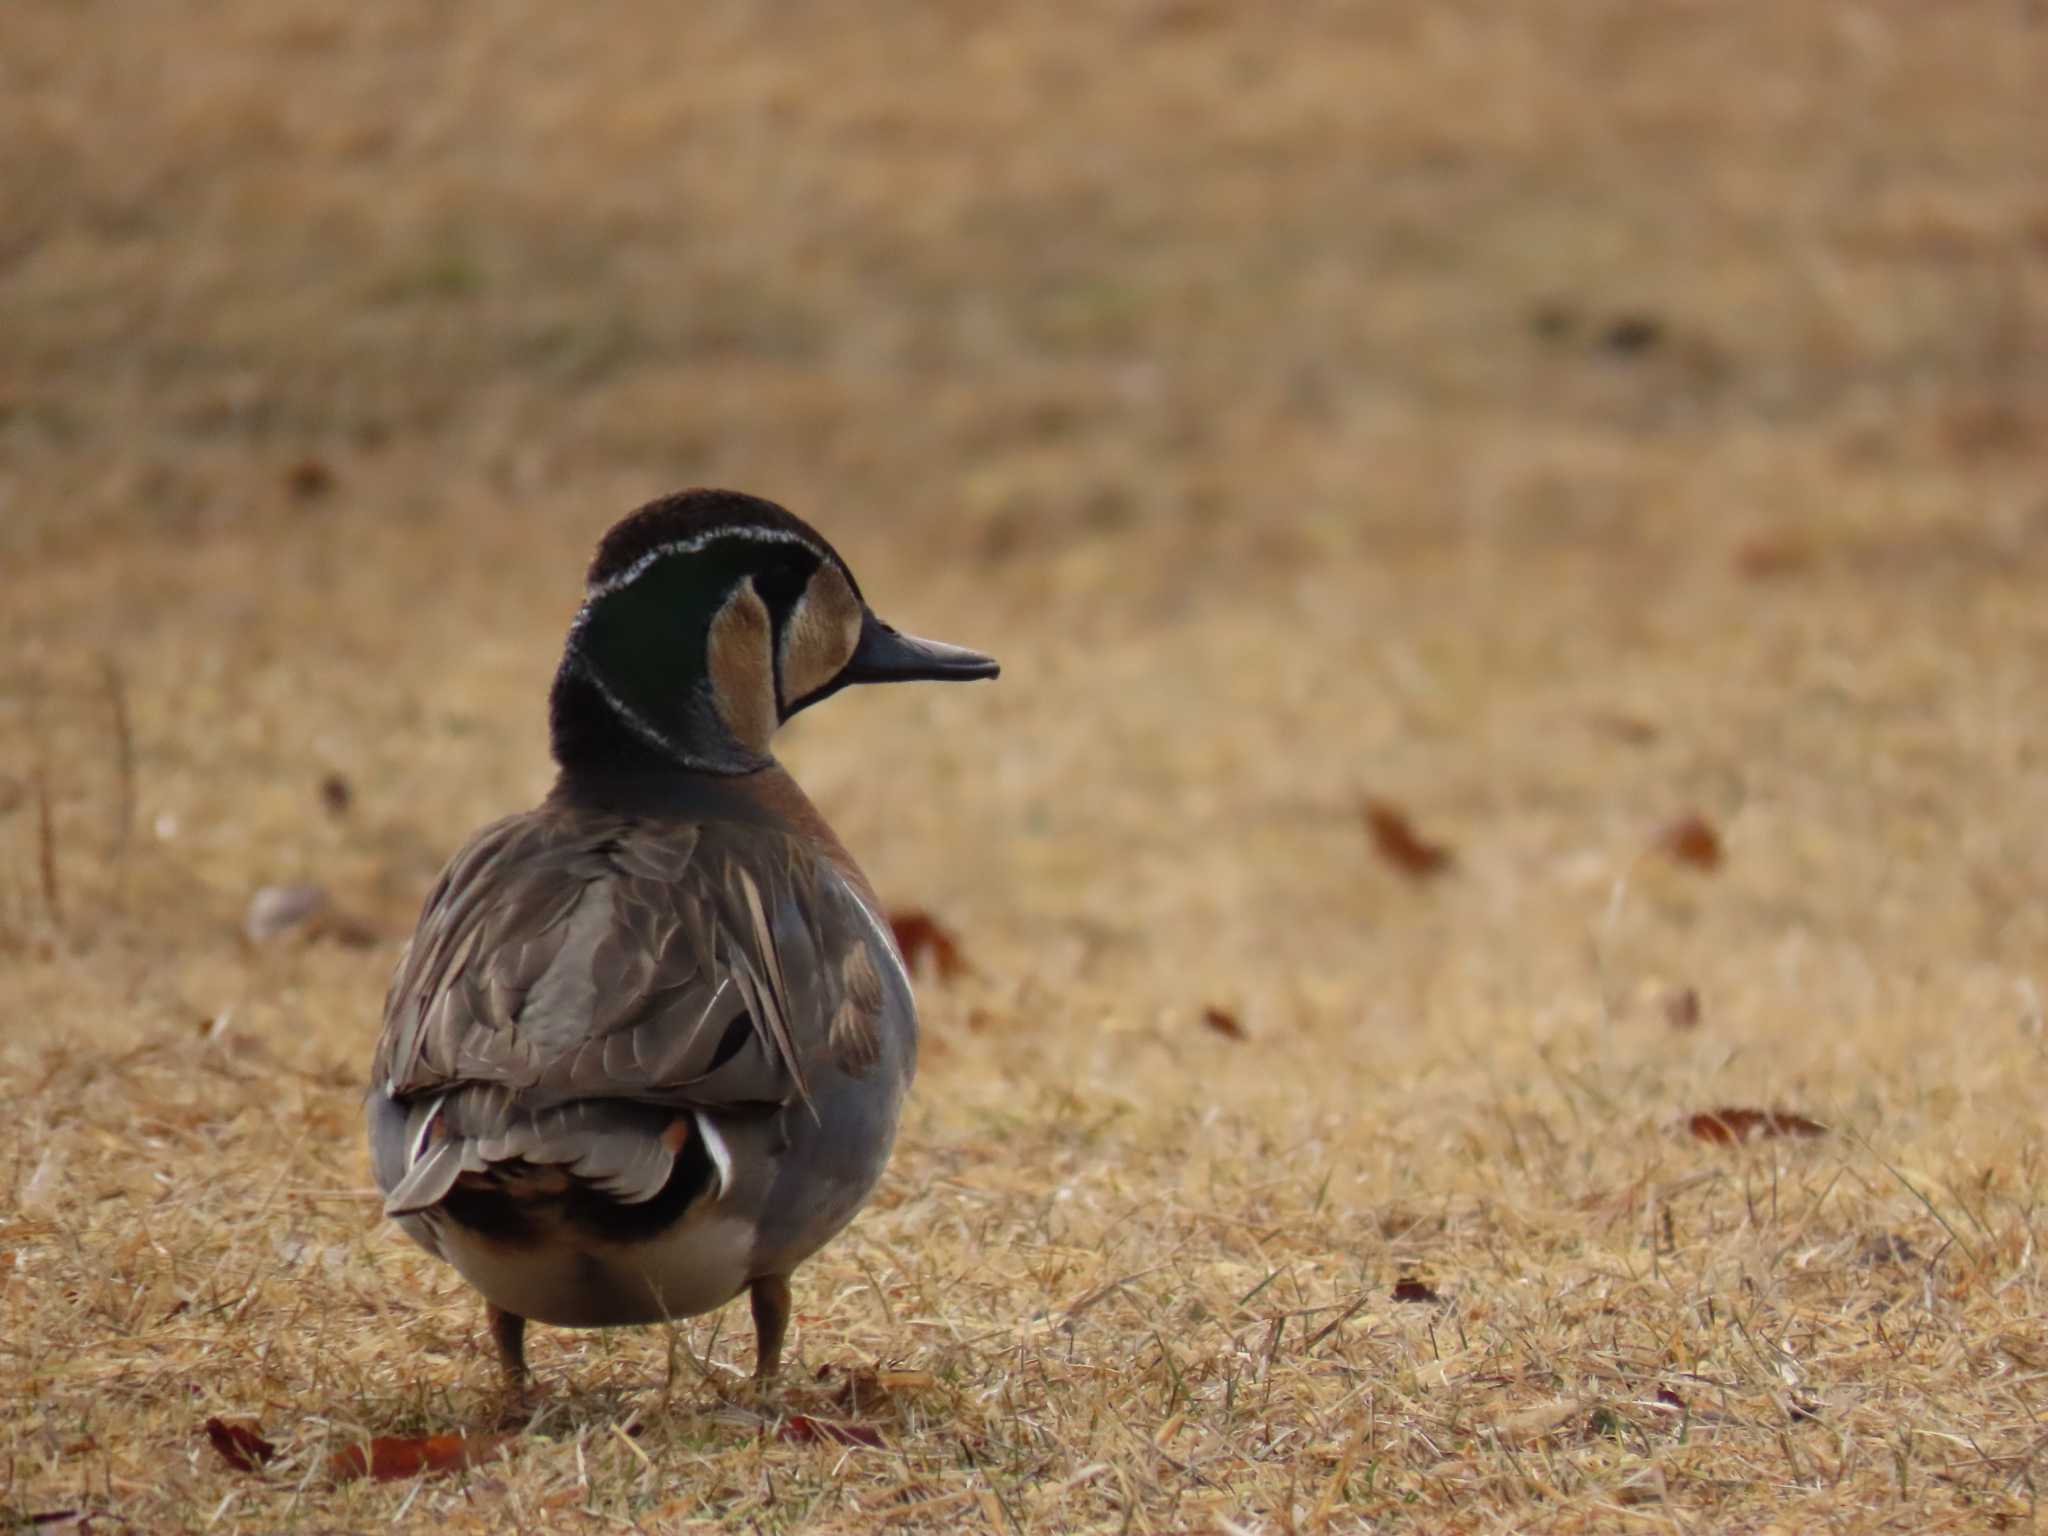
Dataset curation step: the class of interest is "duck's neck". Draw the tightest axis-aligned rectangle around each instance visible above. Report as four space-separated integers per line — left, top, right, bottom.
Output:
548 652 770 778
545 707 883 915
547 660 685 777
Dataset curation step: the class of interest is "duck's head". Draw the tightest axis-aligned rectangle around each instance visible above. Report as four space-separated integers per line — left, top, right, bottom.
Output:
550 489 1000 775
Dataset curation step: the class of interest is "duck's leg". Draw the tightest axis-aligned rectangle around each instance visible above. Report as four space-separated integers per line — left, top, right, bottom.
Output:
748 1275 792 1380
487 1302 529 1392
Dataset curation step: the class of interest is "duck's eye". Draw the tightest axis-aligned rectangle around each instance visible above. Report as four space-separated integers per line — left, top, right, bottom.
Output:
752 560 811 609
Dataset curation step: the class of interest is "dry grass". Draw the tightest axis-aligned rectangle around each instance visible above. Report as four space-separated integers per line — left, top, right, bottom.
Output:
6 1 2048 1530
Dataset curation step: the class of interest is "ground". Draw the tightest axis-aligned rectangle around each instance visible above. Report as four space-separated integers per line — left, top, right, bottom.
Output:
5 2 2048 1531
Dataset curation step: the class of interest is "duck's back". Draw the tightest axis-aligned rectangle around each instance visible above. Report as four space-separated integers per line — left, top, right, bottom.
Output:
365 788 915 1324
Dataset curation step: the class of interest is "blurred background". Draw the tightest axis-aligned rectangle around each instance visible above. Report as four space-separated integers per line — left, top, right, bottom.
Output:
6 1 2044 1010
7 4 2048 1525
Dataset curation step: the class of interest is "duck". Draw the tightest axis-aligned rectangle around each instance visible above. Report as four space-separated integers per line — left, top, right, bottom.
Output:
366 488 998 1392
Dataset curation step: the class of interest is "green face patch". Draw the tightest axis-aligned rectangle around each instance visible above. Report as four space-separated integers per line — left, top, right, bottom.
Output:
575 538 770 765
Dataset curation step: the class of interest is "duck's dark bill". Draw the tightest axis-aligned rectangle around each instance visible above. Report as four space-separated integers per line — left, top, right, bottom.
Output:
844 613 1000 684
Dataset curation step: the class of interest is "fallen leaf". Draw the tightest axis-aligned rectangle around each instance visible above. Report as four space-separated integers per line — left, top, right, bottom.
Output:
1201 1006 1246 1040
1391 1276 1442 1304
1658 815 1722 871
889 910 967 980
326 1431 514 1484
318 773 353 816
1588 712 1659 745
1686 1107 1827 1145
1600 313 1663 355
777 1415 888 1449
1664 986 1701 1031
1362 800 1453 879
203 1416 278 1474
1733 536 1813 580
821 1365 936 1415
1940 403 2038 458
286 457 336 501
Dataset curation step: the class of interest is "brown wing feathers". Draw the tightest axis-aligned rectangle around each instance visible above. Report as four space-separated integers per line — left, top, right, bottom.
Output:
377 810 857 1218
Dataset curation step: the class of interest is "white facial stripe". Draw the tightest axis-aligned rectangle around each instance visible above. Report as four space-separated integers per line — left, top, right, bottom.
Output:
586 527 830 601
571 653 715 768
567 524 842 769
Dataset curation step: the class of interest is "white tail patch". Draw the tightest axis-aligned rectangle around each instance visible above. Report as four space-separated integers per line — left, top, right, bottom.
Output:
409 1095 446 1166
694 1112 734 1200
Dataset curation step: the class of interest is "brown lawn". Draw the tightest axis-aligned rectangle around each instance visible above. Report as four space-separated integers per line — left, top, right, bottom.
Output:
5 2 2048 1530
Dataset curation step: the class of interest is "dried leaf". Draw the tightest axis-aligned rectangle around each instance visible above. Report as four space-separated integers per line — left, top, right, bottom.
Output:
1362 800 1453 879
286 457 336 501
1940 403 2038 458
777 1414 888 1449
203 1416 278 1474
325 1431 513 1484
889 910 967 981
1664 986 1701 1031
1733 536 1813 580
1201 1006 1246 1040
1391 1276 1442 1304
318 773 353 816
822 1365 936 1415
1658 815 1722 871
1600 313 1664 355
1686 1107 1827 1145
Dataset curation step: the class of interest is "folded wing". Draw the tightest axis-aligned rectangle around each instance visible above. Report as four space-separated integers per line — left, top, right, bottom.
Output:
370 809 876 1219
